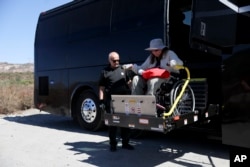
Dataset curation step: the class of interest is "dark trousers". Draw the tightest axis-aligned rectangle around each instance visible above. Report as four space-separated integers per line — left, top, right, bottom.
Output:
109 126 130 146
105 92 131 146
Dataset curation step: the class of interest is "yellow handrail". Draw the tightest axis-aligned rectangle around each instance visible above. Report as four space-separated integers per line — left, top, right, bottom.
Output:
162 65 190 118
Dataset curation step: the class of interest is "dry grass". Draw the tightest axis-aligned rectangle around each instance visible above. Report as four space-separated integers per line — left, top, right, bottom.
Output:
0 72 34 114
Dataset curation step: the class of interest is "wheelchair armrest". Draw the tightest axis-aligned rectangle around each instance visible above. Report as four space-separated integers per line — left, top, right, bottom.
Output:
170 72 180 79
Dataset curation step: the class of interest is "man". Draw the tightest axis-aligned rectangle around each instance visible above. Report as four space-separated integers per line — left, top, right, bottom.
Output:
99 51 134 152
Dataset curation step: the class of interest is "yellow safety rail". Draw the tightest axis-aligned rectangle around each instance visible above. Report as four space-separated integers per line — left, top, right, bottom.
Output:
162 65 190 119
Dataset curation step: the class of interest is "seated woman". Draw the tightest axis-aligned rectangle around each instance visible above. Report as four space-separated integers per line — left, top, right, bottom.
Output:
131 38 183 95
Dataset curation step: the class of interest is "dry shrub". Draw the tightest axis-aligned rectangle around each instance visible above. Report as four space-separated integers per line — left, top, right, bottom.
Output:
0 72 34 114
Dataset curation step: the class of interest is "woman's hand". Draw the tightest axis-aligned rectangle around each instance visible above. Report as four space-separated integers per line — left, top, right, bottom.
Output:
138 69 145 75
123 64 133 69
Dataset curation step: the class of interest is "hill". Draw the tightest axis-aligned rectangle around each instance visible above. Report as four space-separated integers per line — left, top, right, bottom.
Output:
0 62 34 73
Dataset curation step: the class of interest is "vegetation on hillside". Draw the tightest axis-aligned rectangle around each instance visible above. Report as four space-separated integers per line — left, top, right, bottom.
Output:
0 72 34 114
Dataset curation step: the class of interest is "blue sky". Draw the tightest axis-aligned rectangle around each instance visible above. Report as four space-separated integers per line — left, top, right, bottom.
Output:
0 0 72 64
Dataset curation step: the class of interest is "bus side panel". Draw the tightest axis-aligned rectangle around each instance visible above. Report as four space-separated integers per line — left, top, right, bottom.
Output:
222 45 250 149
67 0 164 97
34 70 69 116
34 8 71 115
35 0 165 117
35 0 114 116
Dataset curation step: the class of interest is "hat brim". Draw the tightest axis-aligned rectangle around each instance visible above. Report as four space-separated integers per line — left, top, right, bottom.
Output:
145 46 167 51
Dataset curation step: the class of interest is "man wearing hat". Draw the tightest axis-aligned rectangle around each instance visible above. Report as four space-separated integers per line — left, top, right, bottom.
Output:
131 38 183 95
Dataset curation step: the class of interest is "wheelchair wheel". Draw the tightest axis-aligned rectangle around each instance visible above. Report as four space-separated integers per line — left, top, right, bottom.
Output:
170 80 195 116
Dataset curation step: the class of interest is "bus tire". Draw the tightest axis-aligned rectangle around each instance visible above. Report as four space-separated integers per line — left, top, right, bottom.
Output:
76 90 104 131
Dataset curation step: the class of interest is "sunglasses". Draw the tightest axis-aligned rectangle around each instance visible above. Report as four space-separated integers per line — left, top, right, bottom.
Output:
112 59 120 63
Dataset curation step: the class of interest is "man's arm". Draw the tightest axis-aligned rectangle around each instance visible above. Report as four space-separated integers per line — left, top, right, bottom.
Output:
99 86 105 100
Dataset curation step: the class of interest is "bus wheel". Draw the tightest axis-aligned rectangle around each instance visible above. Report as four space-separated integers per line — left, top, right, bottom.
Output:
76 90 104 131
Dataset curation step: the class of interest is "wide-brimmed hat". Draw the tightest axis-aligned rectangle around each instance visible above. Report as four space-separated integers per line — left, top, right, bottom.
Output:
145 38 167 51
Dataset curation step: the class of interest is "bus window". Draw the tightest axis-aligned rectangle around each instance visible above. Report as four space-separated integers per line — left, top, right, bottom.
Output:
111 0 164 32
68 0 111 41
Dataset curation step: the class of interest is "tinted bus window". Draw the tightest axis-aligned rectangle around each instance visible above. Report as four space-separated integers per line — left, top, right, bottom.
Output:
68 0 111 42
35 11 70 70
111 0 164 32
109 0 164 63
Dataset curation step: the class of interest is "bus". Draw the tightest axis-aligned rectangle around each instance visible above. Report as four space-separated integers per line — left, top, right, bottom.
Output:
34 0 250 150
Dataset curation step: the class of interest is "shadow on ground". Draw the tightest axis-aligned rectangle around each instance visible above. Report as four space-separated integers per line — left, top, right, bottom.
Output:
64 130 229 167
2 111 229 167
